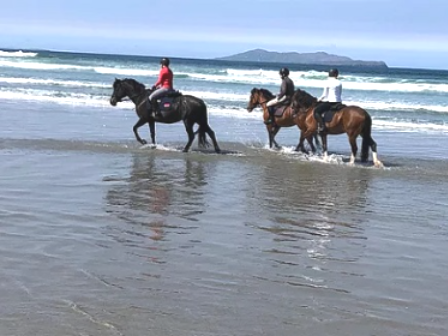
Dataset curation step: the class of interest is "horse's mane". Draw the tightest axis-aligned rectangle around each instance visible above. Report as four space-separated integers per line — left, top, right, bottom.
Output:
121 78 146 93
254 88 275 99
292 89 317 108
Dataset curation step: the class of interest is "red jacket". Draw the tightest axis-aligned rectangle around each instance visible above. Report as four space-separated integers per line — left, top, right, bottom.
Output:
154 66 173 89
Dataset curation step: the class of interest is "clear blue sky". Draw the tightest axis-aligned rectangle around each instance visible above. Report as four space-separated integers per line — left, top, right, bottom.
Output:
1 0 448 69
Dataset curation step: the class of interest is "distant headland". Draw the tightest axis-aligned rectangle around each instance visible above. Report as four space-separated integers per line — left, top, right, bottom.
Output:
216 49 388 68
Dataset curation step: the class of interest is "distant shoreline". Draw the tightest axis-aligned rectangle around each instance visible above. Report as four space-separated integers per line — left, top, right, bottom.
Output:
216 48 388 69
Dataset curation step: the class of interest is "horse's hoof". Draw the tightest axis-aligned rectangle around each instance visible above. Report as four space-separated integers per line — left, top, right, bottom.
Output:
374 161 384 168
140 140 147 145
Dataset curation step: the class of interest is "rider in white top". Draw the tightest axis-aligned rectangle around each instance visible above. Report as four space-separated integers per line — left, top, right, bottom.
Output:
315 68 342 132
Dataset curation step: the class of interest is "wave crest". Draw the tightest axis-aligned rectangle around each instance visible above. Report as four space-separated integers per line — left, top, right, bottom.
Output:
0 50 38 58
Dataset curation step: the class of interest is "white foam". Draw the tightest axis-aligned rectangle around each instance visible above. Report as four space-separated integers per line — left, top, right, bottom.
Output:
0 77 108 88
373 119 448 132
0 90 112 107
1 85 448 115
0 50 37 57
1 58 448 94
94 67 159 77
184 69 448 94
1 89 447 134
0 60 86 71
349 100 448 113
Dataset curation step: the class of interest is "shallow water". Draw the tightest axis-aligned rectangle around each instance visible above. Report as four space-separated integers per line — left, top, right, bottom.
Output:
1 124 448 335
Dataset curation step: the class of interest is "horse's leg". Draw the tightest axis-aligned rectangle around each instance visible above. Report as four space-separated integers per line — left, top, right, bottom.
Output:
306 135 316 153
348 134 358 165
360 115 383 167
321 134 329 160
198 122 221 153
266 125 274 149
313 133 321 149
206 125 221 153
369 137 383 167
183 120 196 152
133 117 148 145
295 129 311 153
271 125 282 149
295 131 306 152
148 119 156 145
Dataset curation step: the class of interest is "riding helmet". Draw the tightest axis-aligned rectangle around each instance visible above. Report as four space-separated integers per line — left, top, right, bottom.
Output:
279 67 290 77
160 57 170 66
329 68 339 77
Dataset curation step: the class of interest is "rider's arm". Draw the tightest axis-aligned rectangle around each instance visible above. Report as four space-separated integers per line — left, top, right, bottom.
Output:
318 85 329 102
277 80 287 99
154 68 166 88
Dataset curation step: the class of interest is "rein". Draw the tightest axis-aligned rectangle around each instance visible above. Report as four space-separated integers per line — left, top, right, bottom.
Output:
117 88 147 103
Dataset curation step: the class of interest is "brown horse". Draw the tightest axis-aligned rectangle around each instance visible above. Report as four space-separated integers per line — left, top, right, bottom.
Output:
246 88 318 152
291 89 383 167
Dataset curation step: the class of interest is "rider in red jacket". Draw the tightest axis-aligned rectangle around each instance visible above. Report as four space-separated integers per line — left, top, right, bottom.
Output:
149 58 174 117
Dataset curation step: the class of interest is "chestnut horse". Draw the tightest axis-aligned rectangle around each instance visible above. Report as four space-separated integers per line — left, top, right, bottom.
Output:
291 89 383 167
109 78 221 153
246 88 318 152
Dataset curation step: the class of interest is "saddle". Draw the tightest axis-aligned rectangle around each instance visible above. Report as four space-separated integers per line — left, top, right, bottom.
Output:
272 98 291 117
322 103 347 122
156 90 182 112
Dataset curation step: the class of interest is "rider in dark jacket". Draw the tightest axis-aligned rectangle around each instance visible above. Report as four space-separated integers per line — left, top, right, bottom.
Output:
265 67 295 125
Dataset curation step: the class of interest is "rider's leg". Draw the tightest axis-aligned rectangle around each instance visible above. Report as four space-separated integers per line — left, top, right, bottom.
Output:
314 102 330 133
265 97 279 124
149 88 169 117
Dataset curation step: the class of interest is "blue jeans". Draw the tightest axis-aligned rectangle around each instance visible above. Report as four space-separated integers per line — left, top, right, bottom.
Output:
149 87 172 114
149 87 171 101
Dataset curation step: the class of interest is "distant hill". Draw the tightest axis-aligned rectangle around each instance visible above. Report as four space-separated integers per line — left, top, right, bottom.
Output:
216 49 388 68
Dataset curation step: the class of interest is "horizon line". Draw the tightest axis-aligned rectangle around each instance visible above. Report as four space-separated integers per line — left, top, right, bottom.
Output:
2 46 448 72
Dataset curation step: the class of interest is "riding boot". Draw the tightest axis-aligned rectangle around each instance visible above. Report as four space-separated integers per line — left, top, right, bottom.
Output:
265 106 275 125
151 98 162 117
316 113 326 133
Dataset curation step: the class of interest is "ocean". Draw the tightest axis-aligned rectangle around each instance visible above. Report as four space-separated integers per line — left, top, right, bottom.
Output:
1 49 448 335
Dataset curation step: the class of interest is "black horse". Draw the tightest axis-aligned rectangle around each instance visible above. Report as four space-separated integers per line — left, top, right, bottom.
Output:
109 78 221 153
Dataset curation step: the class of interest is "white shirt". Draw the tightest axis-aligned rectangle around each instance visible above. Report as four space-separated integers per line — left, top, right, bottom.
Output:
319 77 342 102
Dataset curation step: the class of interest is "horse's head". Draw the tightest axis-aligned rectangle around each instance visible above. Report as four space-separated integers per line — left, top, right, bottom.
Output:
110 78 125 106
110 78 146 106
291 89 318 114
247 88 274 112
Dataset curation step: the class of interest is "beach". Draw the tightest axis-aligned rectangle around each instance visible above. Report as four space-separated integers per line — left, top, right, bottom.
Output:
1 50 448 335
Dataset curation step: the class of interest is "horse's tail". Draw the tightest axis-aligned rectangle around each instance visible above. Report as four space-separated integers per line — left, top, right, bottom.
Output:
196 125 210 148
361 113 373 162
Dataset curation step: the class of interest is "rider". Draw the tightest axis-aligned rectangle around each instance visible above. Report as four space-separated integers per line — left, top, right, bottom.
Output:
149 57 174 117
314 68 342 133
265 67 295 125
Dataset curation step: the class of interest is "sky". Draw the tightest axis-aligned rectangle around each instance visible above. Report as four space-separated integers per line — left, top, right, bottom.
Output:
1 0 448 69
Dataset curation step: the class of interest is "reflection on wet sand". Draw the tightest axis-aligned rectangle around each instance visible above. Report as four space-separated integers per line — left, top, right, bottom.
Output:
246 157 374 221
239 157 378 290
104 153 210 244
